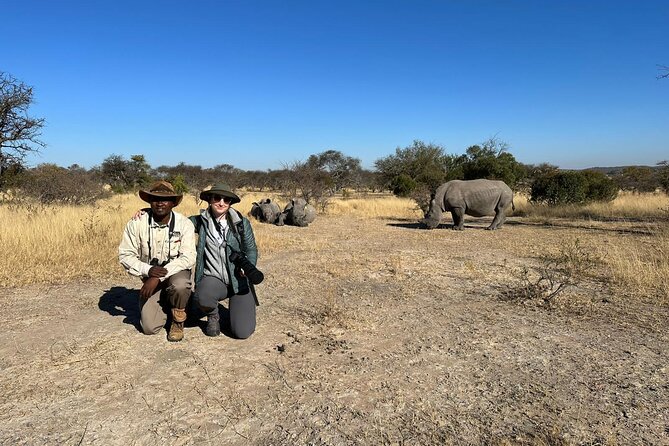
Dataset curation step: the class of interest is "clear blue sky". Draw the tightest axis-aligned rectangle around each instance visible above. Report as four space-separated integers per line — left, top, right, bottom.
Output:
5 0 668 171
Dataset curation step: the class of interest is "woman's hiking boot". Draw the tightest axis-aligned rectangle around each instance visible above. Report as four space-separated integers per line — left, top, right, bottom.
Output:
205 310 221 337
168 308 187 342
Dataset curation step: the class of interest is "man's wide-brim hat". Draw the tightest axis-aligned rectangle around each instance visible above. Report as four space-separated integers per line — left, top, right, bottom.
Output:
200 183 241 204
139 180 183 206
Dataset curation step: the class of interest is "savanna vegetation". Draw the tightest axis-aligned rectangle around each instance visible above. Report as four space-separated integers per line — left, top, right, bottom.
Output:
3 72 669 445
1 191 667 308
2 69 669 303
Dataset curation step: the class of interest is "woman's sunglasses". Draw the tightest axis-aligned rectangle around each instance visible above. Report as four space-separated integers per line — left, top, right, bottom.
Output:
210 194 232 203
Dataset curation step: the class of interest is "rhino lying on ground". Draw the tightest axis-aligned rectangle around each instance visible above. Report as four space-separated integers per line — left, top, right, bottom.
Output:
423 179 514 230
249 198 281 224
276 198 316 227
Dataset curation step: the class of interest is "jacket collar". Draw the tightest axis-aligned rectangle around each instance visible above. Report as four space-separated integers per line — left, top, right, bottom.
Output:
200 207 242 225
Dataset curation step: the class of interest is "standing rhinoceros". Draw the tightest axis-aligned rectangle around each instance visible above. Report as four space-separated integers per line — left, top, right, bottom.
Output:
276 198 316 227
423 179 514 230
249 198 281 224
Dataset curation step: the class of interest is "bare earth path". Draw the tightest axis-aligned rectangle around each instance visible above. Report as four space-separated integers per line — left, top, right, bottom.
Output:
1 216 667 445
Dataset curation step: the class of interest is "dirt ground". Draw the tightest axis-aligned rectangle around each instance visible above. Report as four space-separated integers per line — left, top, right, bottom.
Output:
1 215 667 445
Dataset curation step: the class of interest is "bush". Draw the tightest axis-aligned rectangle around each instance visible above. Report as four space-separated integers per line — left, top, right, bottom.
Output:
461 139 527 189
581 170 618 202
18 164 110 204
375 140 449 195
167 173 189 194
390 174 417 197
530 170 617 205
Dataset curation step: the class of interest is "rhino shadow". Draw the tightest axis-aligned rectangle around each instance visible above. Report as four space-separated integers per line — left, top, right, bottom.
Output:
98 286 141 331
387 221 490 230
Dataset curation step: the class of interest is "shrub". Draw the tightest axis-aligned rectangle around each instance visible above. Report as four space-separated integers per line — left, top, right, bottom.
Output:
530 170 617 205
531 171 587 205
167 173 189 194
18 163 110 204
390 173 417 197
581 170 618 202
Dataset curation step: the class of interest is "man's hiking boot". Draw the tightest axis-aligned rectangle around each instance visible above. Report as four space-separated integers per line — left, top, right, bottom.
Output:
168 308 187 342
205 310 221 337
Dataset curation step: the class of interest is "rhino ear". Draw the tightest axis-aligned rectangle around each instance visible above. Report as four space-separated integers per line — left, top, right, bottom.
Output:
252 202 259 206
430 192 436 200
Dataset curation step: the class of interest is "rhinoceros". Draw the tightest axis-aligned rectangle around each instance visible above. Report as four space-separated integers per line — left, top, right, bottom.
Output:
276 198 316 227
249 198 281 224
423 179 514 230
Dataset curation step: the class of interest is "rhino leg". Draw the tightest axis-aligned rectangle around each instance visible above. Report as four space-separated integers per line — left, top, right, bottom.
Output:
487 207 506 230
451 208 465 230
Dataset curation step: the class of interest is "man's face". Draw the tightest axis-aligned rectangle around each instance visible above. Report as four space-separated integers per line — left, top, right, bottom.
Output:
150 197 176 219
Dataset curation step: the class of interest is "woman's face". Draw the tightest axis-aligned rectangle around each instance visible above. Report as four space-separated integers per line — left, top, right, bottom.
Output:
209 194 231 218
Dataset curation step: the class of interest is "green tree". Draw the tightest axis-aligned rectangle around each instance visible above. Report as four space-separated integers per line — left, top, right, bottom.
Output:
0 72 46 189
168 173 189 194
100 154 152 192
614 166 658 193
305 149 362 193
530 170 617 205
374 140 450 196
460 137 526 188
530 171 587 205
581 170 618 202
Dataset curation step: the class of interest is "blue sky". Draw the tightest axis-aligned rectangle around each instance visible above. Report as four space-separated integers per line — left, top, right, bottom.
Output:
5 0 668 171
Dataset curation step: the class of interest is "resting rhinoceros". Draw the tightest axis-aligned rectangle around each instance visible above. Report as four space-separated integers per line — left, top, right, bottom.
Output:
423 179 514 230
249 198 281 224
276 198 316 227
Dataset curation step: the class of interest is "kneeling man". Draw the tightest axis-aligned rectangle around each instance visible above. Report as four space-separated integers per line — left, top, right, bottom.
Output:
119 181 196 341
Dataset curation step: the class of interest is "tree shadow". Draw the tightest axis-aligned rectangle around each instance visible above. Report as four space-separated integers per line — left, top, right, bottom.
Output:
502 219 656 236
98 286 141 331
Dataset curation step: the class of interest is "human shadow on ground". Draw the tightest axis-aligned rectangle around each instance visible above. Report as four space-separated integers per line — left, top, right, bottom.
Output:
98 286 141 331
98 287 237 338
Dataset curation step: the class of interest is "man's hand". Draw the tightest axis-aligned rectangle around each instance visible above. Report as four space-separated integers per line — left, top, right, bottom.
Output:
140 277 161 299
132 209 146 220
148 266 168 278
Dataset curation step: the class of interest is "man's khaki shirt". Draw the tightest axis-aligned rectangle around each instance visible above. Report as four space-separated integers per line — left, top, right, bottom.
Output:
118 211 196 280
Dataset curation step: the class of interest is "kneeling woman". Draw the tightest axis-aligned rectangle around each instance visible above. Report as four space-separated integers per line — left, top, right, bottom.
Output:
192 183 258 338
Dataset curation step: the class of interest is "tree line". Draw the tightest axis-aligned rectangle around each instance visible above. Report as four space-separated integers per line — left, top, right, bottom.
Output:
2 71 669 208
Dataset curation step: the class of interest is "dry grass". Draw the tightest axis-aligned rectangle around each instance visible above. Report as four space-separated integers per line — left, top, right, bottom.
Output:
2 191 669 304
0 192 284 287
2 191 668 445
598 226 669 304
325 194 422 220
514 191 669 221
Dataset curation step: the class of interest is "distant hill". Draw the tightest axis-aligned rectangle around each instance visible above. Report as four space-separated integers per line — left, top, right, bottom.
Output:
574 165 661 176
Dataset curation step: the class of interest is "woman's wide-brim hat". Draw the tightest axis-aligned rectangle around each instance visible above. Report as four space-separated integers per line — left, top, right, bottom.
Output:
139 180 183 206
199 183 241 204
